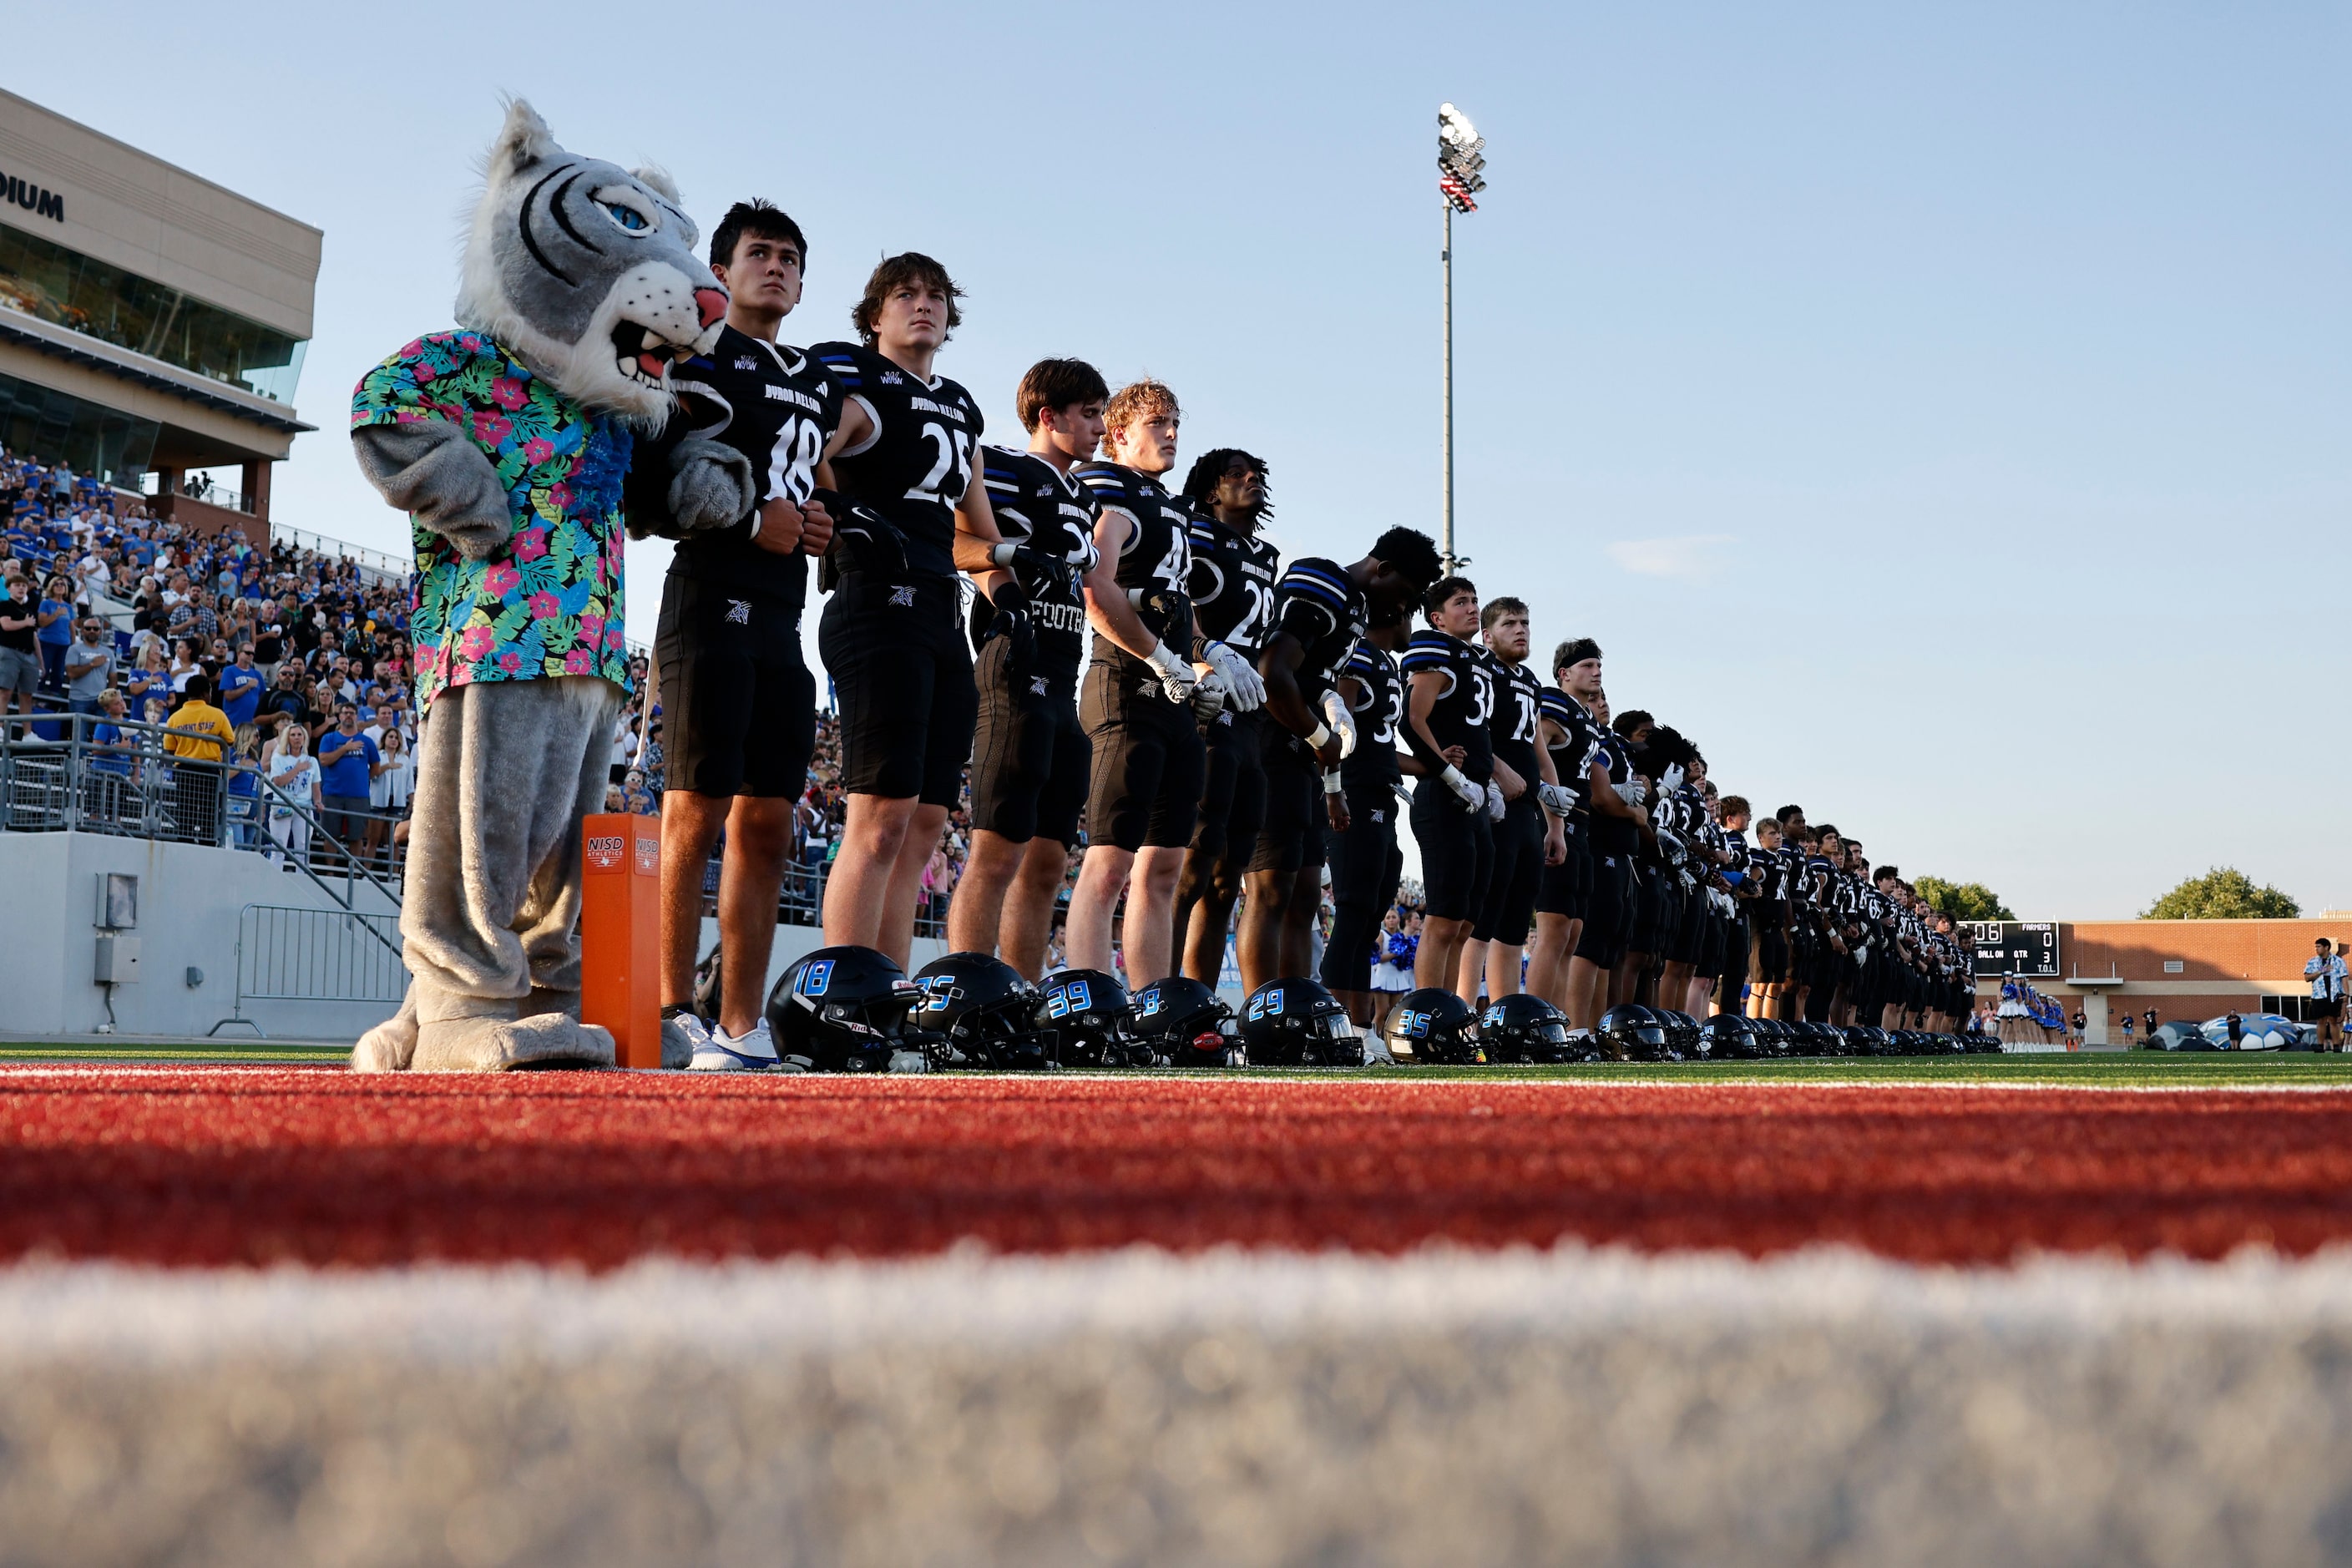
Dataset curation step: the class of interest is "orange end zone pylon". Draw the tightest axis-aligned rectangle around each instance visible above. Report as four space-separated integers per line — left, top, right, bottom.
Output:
581 812 661 1068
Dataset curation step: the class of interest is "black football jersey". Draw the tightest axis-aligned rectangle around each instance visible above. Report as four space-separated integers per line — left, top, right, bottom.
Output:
1589 728 1636 853
1337 639 1404 790
1749 840 1784 901
975 446 1098 675
809 341 984 582
1538 689 1601 815
650 326 847 607
1399 630 1494 783
1075 460 1194 679
1267 557 1366 706
1484 654 1543 783
1186 516 1282 659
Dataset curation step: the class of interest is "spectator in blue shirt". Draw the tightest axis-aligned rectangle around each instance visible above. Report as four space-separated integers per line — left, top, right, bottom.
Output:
35 572 74 692
217 644 264 738
315 701 378 852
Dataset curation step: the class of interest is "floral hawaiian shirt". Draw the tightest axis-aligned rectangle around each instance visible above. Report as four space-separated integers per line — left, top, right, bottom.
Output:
351 331 633 708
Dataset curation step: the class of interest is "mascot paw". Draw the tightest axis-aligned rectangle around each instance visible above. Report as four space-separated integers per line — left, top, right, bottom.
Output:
352 992 420 1072
666 438 756 532
412 1012 618 1072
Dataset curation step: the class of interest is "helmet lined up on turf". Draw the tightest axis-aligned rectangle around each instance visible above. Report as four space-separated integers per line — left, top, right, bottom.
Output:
765 947 930 1073
1128 976 1241 1068
912 953 1043 1070
1597 1004 1672 1062
1034 969 1132 1068
1239 979 1360 1067
1383 988 1483 1065
1479 994 1579 1064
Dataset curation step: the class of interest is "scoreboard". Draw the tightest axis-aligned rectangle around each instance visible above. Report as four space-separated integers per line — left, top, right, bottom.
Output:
1965 922 2060 979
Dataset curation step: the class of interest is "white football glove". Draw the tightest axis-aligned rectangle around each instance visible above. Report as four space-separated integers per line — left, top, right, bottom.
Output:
1318 689 1358 758
1485 781 1507 822
1147 640 1197 706
1536 781 1576 815
1191 667 1231 721
1440 765 1485 813
1613 778 1647 808
1201 641 1265 711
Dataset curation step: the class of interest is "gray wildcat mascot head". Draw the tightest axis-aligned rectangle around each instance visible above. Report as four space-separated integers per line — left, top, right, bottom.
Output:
455 99 724 424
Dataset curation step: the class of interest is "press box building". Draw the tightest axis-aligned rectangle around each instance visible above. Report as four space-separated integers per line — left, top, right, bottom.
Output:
0 87 319 537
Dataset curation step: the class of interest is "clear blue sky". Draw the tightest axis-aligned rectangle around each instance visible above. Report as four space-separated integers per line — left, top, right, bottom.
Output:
13 2 2346 918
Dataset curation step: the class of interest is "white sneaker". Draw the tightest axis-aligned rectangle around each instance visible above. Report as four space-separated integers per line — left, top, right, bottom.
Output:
690 1019 781 1072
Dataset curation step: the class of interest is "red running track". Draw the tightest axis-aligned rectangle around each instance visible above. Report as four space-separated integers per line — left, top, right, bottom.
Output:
7 1070 2352 1268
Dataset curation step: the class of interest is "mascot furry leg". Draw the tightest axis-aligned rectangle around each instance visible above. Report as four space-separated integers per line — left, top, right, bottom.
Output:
350 100 735 1071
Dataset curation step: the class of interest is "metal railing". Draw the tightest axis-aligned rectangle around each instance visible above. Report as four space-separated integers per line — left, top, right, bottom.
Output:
705 847 948 940
268 525 410 585
209 903 407 1038
0 712 406 918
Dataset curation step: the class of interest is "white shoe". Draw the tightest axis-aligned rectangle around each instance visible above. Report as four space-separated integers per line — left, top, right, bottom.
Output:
690 1019 781 1072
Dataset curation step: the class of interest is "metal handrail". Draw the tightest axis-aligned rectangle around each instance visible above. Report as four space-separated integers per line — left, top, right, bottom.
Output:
0 711 404 928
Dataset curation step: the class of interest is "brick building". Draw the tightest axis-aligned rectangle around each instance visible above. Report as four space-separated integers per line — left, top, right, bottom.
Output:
1978 919 2352 1044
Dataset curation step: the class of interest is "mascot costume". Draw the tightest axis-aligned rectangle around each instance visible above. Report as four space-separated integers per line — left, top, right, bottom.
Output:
349 101 751 1070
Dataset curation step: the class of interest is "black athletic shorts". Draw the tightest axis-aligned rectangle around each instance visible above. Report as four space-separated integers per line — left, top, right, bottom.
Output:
1754 908 1788 984
1693 907 1727 980
1667 877 1709 966
1719 914 1750 1000
1472 796 1544 946
1080 662 1207 852
2314 998 2344 1021
1411 775 1494 923
1250 728 1323 876
1535 820 1592 920
818 574 977 808
1640 867 1679 959
1319 782 1398 994
1575 848 1631 969
655 571 817 799
1191 708 1266 867
968 639 1089 846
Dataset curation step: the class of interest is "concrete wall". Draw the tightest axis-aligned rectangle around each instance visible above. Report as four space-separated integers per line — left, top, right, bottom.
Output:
0 831 397 1041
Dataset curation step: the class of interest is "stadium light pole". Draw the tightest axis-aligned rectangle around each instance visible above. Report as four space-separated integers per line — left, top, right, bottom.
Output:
1437 103 1487 574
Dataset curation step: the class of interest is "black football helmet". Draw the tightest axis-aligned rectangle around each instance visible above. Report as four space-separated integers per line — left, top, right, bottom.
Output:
1479 993 1574 1064
1598 1004 1671 1062
1963 1029 2002 1055
1840 1024 1881 1057
1701 1012 1763 1060
1034 969 1131 1067
1129 975 1242 1067
912 953 1041 1069
1383 988 1484 1065
766 946 929 1073
1242 978 1362 1066
1656 1009 1703 1060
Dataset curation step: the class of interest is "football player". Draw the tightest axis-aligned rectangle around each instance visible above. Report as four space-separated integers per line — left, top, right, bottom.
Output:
1066 381 1211 989
1456 598 1562 1004
1399 577 1499 994
947 358 1110 979
812 255 1018 969
642 200 847 1070
1246 528 1442 993
1319 608 1415 1025
1171 448 1277 984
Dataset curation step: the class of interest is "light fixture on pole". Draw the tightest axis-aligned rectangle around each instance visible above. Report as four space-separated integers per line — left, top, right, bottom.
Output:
1437 103 1486 574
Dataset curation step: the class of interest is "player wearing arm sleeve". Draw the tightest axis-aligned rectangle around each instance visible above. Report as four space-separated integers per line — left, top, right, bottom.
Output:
1242 529 1440 995
1170 448 1283 984
944 358 1107 979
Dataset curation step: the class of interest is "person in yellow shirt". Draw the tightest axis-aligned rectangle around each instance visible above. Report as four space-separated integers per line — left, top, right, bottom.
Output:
164 672 236 840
